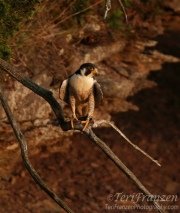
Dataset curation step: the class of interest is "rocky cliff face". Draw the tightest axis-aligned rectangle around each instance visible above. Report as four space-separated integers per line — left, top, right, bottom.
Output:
0 2 180 213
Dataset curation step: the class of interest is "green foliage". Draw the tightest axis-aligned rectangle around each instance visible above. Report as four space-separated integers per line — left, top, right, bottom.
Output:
123 0 134 7
0 44 12 60
70 0 88 13
0 0 40 60
106 9 124 29
105 0 133 30
67 0 90 26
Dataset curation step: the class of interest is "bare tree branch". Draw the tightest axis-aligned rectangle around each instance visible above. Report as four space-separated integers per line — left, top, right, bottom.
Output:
0 85 74 213
0 58 67 130
0 58 165 213
86 129 164 213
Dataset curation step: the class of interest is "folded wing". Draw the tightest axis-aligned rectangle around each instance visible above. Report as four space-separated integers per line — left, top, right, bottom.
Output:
93 81 103 106
59 79 69 104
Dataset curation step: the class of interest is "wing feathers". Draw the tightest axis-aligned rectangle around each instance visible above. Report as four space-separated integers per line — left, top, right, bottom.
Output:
59 79 69 104
93 81 103 106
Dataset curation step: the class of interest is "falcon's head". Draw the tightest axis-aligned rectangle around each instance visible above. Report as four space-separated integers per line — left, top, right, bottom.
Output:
77 63 98 78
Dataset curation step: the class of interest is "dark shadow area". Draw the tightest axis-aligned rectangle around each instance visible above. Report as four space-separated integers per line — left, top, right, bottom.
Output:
112 61 180 144
107 29 180 212
146 29 180 58
112 28 180 143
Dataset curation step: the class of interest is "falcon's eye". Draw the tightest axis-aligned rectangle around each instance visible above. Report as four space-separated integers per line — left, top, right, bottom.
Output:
89 66 94 71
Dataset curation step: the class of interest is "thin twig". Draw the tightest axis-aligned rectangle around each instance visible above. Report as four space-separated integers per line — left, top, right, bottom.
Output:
93 120 161 166
104 0 111 19
117 0 128 23
0 85 74 213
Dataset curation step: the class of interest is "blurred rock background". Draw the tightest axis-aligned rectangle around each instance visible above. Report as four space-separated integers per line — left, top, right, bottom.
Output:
0 0 180 212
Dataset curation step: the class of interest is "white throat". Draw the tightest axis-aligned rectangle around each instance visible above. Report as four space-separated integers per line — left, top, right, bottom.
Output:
69 74 94 92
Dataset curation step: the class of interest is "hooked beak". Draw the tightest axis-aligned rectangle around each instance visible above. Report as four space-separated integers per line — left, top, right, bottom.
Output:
92 68 99 76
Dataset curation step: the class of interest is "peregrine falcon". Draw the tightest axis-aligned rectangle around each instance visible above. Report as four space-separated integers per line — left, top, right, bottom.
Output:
59 63 103 131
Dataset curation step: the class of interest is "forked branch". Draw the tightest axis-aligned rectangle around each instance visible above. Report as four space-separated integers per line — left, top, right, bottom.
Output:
93 120 161 166
0 58 164 213
0 86 74 213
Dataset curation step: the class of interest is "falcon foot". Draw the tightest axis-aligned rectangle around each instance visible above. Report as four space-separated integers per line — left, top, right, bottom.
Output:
81 117 92 131
70 116 78 129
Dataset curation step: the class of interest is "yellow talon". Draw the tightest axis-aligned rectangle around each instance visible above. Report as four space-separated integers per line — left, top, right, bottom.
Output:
82 117 91 131
71 118 74 129
82 120 90 131
71 116 78 129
